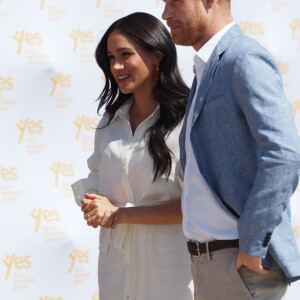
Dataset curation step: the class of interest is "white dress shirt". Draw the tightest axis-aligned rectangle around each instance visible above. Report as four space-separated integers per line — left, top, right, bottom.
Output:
182 22 239 243
76 99 193 300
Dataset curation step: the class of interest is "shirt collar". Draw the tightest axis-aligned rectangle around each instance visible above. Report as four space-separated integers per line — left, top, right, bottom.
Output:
113 98 133 122
110 98 160 124
193 22 235 75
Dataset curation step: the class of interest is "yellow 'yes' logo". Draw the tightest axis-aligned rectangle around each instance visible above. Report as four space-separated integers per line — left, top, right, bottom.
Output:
276 61 289 75
0 77 14 90
240 21 264 35
0 166 18 181
290 19 300 40
293 100 300 117
70 29 95 53
293 226 299 238
12 31 43 55
92 292 99 300
30 208 61 232
40 0 46 9
16 118 43 144
2 254 31 280
74 116 98 140
50 73 72 97
69 249 89 273
50 162 74 186
96 0 101 8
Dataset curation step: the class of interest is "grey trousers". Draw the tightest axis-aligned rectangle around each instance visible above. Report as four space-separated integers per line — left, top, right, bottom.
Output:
191 248 287 300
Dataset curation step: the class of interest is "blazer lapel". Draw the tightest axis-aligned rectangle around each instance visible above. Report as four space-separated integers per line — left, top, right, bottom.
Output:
184 77 197 122
191 24 242 126
191 56 219 125
180 77 197 171
181 24 242 169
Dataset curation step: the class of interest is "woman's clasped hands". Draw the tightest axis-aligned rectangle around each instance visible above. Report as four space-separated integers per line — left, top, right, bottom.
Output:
81 193 119 229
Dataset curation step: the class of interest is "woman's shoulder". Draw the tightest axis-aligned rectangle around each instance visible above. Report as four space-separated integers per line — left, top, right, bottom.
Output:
93 114 111 142
97 113 110 127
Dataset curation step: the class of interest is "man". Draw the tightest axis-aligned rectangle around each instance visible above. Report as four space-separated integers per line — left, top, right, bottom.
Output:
162 1 300 299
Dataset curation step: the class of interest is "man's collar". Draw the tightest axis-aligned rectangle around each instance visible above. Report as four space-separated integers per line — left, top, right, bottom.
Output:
194 22 236 65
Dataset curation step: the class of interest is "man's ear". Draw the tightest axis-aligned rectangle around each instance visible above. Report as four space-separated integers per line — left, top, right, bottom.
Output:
206 0 215 9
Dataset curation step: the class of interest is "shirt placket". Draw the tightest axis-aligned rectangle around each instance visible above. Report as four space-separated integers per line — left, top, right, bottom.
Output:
119 118 136 300
120 119 135 205
183 59 205 238
124 118 152 300
182 104 195 238
118 107 157 300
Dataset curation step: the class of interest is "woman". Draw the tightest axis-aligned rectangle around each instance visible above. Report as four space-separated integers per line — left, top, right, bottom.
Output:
73 12 193 300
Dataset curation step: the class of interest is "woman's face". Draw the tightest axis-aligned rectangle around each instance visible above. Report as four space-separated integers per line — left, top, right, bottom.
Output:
107 30 157 95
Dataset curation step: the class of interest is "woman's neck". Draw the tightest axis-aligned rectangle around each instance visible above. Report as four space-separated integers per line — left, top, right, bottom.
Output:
129 91 158 134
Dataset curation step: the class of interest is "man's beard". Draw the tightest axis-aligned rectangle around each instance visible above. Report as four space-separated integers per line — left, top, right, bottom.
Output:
171 15 209 47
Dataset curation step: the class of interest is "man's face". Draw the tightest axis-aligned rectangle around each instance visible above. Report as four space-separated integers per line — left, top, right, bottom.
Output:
162 0 209 50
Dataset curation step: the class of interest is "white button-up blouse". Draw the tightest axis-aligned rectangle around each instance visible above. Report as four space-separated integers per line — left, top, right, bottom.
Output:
83 100 193 300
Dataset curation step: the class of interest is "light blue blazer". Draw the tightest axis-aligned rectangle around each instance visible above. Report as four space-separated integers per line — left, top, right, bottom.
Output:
179 24 300 283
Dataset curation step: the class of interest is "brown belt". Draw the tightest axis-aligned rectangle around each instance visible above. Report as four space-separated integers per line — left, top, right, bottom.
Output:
187 239 239 256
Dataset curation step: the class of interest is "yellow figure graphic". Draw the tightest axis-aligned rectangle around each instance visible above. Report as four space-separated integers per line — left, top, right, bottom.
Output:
293 226 299 238
276 61 289 75
92 291 100 300
292 100 300 136
293 100 300 117
40 0 45 10
290 19 300 40
96 0 101 8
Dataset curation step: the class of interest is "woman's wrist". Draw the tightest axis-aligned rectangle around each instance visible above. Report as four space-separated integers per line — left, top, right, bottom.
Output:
114 207 126 225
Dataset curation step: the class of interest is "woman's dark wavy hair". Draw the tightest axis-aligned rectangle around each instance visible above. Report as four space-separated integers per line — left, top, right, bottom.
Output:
95 12 189 181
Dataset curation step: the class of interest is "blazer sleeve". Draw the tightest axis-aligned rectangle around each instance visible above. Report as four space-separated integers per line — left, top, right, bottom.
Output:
231 46 300 258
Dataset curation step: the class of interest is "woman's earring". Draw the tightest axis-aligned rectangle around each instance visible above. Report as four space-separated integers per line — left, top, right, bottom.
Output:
152 66 160 81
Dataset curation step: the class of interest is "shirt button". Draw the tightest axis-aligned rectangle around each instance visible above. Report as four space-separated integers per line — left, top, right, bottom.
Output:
126 296 129 299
